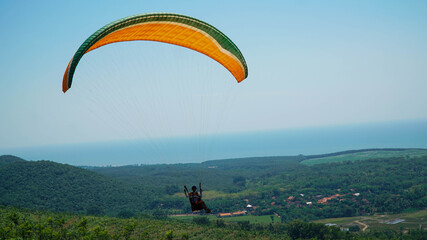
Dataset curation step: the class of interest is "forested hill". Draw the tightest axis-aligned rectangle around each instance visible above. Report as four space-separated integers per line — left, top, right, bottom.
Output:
300 148 427 165
1 149 426 221
301 148 423 160
0 155 26 166
0 158 155 215
87 149 427 193
88 149 427 220
85 156 305 193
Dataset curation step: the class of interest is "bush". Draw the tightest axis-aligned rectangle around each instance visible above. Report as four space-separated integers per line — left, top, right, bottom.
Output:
165 230 174 240
116 210 135 219
193 216 210 225
349 225 360 232
215 219 226 227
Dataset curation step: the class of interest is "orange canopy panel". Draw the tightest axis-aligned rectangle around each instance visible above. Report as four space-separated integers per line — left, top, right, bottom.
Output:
63 13 248 93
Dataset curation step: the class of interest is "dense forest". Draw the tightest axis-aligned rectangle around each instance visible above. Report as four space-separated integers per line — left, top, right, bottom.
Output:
0 156 155 215
87 151 427 221
0 149 426 236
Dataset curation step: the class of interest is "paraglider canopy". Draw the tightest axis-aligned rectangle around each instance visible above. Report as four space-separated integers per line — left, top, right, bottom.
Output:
63 13 248 93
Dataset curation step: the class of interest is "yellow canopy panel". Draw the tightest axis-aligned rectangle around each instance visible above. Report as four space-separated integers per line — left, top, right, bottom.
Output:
63 13 248 92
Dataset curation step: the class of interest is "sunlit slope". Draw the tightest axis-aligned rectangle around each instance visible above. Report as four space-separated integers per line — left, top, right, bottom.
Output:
0 206 284 240
1 206 425 239
301 149 427 166
313 208 427 232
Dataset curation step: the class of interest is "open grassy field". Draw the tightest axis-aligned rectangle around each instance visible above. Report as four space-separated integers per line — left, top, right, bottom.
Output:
301 149 427 166
313 208 427 232
170 214 281 224
220 214 281 223
171 209 427 232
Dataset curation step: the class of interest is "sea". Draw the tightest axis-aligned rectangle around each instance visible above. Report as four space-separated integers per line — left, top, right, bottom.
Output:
3 119 427 166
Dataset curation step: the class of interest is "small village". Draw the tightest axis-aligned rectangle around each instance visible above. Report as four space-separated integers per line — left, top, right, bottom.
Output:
216 190 363 218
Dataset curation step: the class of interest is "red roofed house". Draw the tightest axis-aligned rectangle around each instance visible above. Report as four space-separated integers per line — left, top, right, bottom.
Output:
317 194 343 204
217 213 232 218
232 211 246 216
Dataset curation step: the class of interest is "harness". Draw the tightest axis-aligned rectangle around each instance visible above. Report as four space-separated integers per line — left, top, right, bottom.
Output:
189 192 200 205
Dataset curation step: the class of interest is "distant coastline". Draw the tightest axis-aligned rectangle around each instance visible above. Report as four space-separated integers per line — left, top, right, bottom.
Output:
2 119 427 166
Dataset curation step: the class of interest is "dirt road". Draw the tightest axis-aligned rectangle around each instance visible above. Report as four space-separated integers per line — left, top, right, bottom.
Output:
354 220 368 231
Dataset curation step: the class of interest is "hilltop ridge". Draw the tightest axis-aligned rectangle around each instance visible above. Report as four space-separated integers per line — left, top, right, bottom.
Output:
0 155 26 166
0 159 155 215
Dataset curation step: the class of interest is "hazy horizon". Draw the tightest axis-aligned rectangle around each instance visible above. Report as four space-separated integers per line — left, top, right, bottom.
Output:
2 119 427 166
1 1 427 151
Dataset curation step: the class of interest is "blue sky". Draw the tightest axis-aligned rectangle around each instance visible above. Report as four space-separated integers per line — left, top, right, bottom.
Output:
1 0 427 149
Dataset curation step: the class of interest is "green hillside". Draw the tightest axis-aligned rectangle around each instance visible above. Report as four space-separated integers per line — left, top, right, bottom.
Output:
1 206 425 239
300 148 427 166
0 155 26 166
1 150 426 225
88 150 427 222
87 156 303 194
0 159 155 216
0 206 294 240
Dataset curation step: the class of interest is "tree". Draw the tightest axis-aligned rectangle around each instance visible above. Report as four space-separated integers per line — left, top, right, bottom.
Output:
193 216 210 225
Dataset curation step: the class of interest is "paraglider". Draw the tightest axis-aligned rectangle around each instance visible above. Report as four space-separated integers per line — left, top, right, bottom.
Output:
184 184 211 213
62 13 248 93
62 13 248 213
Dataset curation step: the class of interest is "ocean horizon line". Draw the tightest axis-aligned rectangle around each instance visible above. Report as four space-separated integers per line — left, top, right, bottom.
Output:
2 119 427 166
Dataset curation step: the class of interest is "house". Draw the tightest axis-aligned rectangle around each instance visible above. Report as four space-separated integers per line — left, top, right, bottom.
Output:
232 211 246 216
317 194 343 204
217 213 232 218
217 211 247 218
